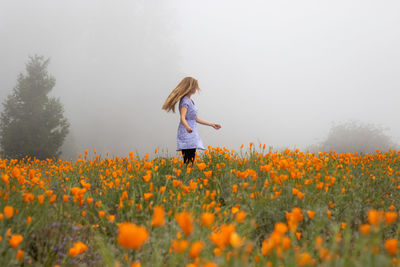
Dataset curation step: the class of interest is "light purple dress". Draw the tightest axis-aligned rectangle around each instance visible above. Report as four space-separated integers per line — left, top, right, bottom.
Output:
176 96 205 151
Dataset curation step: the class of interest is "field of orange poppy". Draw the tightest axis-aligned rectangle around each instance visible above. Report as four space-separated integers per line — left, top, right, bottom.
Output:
1 144 400 266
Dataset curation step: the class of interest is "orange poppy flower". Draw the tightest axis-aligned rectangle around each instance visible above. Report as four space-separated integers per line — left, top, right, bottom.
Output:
384 239 398 256
232 185 238 193
229 232 244 247
16 249 24 260
130 261 141 267
117 222 149 250
175 211 193 235
274 222 288 235
69 242 88 257
204 171 212 179
201 212 215 227
261 238 274 256
4 206 13 219
98 211 106 219
197 163 206 170
107 215 115 222
151 206 165 227
385 212 397 225
297 252 312 266
368 210 381 225
209 224 235 249
9 234 23 248
235 211 246 223
306 210 315 219
171 239 189 253
189 241 204 259
282 236 291 251
49 194 57 203
144 193 153 200
360 224 370 235
143 171 152 182
37 195 44 205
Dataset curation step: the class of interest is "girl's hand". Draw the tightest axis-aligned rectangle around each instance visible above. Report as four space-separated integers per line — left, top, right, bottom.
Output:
186 126 193 133
212 123 221 130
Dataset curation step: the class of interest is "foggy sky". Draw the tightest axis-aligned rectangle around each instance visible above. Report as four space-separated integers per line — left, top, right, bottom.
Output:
1 0 400 158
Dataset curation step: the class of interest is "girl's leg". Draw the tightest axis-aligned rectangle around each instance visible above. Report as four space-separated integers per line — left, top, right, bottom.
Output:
188 149 196 165
182 149 189 164
182 149 196 165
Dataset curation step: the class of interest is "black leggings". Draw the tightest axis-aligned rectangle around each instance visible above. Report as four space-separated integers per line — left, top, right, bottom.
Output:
182 148 196 164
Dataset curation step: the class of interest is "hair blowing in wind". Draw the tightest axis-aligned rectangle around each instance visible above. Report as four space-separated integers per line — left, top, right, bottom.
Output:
162 77 200 113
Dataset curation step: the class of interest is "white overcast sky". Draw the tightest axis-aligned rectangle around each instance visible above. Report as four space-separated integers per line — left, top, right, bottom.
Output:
1 0 399 157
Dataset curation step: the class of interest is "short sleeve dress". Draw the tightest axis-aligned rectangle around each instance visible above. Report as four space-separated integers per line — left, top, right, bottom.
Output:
176 96 205 151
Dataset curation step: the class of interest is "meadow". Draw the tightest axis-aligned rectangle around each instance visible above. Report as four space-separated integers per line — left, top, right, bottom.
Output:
1 143 400 266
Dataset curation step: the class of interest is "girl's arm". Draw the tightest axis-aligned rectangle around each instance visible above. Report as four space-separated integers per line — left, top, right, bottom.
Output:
196 116 221 130
180 106 193 133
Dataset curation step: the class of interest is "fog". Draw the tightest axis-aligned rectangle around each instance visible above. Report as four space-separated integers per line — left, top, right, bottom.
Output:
1 0 400 158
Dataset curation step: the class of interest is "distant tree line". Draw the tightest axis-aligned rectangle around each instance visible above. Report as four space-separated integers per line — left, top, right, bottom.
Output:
0 55 69 159
307 121 398 154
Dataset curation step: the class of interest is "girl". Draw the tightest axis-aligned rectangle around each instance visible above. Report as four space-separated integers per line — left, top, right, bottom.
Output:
162 77 221 164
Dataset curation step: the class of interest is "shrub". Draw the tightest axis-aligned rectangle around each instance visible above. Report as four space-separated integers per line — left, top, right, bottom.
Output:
311 121 398 154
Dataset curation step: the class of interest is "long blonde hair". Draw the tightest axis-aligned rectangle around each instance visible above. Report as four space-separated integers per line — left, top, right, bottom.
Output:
162 77 200 113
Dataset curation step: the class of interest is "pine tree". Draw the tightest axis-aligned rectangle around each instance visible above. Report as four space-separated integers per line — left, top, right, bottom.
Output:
0 55 69 159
